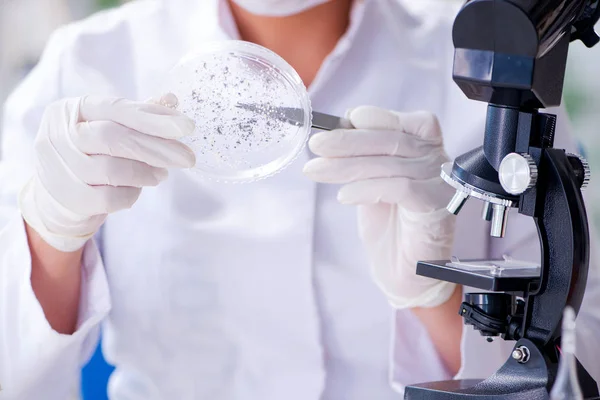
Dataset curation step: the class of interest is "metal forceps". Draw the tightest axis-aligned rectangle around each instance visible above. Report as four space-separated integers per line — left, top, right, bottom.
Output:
235 102 353 131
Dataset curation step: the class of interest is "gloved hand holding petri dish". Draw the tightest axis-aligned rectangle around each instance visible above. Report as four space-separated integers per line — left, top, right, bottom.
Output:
162 40 316 183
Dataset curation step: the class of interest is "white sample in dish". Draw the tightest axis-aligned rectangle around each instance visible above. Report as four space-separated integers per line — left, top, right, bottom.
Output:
163 41 312 182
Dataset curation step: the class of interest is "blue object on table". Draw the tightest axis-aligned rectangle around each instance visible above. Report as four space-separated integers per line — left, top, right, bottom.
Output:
81 339 114 400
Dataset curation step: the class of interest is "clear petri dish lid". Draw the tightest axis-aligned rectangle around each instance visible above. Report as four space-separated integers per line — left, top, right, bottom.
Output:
162 40 312 183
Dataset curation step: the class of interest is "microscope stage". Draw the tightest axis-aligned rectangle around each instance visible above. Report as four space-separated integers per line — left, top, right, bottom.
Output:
417 259 540 293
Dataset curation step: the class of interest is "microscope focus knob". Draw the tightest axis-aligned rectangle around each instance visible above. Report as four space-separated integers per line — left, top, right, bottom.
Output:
581 157 591 189
566 153 591 190
499 153 538 195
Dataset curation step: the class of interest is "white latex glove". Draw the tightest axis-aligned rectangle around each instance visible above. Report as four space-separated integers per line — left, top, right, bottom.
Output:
304 106 457 309
19 94 196 252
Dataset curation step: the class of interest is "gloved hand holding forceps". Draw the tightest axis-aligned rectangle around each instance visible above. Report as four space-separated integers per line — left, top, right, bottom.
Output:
304 105 458 309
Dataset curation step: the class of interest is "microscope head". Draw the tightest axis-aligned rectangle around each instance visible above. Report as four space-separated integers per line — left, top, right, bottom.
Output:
444 0 599 237
453 0 600 109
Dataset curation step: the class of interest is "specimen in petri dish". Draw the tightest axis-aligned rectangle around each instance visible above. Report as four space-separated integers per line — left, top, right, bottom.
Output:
163 41 312 183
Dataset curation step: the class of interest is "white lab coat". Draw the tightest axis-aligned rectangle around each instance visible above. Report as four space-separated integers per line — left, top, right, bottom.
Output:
1 0 600 399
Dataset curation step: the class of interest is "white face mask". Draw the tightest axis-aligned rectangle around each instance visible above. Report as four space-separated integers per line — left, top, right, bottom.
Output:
231 0 331 17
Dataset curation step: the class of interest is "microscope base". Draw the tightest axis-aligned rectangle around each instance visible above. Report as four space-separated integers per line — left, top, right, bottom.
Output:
405 382 600 400
405 380 547 400
404 338 599 400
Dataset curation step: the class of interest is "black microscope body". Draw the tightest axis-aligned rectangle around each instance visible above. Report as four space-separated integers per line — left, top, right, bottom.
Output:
405 1 600 399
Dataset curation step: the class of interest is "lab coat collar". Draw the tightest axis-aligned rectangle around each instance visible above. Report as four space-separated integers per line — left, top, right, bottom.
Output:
305 0 368 96
217 0 242 40
165 0 225 52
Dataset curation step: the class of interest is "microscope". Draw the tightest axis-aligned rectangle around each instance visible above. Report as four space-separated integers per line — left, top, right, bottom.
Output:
404 1 600 399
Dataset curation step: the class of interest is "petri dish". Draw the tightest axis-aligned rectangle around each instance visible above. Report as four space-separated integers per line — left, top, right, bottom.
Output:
162 40 312 183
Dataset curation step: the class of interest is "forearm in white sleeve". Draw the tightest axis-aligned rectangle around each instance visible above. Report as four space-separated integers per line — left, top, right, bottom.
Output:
0 214 110 399
0 26 111 399
389 297 516 390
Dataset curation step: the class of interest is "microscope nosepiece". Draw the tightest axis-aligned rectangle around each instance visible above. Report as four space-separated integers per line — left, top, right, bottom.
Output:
491 204 509 238
447 189 469 215
482 202 493 221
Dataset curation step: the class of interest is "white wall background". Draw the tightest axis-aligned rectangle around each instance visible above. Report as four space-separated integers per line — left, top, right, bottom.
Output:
1 0 71 104
564 40 600 226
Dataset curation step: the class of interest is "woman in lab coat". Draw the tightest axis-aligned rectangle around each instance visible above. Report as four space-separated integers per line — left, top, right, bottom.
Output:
1 0 599 399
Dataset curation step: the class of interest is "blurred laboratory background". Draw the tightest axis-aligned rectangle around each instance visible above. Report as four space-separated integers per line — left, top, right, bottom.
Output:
2 0 600 399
